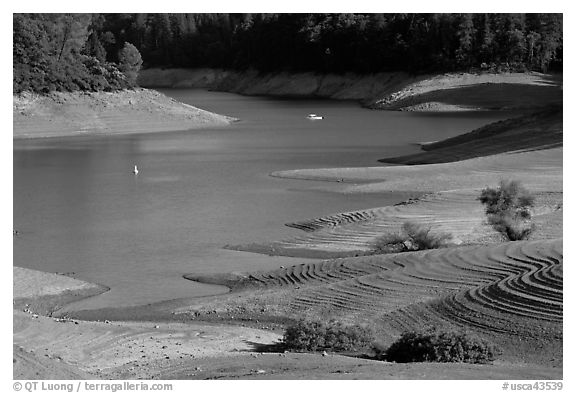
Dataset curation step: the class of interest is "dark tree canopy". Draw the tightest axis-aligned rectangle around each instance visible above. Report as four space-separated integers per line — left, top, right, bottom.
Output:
117 13 561 74
14 13 563 94
14 14 133 93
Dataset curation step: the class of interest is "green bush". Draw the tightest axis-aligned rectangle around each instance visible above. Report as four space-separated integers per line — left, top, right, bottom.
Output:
381 330 499 364
282 319 374 352
478 180 535 241
372 221 453 253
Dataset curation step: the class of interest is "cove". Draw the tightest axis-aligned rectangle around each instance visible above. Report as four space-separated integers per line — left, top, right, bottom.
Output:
13 89 512 311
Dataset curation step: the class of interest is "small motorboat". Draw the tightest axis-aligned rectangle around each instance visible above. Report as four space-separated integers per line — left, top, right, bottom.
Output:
133 165 139 175
307 113 324 120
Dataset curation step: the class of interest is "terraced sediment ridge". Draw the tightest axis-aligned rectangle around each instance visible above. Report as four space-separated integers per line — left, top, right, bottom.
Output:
186 239 562 340
236 147 562 258
427 242 562 334
385 240 563 339
232 189 561 257
15 240 563 378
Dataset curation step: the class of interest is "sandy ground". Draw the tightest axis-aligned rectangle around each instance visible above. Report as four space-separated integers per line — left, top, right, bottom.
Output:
13 88 235 139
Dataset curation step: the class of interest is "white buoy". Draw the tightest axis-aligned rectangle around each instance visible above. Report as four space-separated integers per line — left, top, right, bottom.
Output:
133 165 139 175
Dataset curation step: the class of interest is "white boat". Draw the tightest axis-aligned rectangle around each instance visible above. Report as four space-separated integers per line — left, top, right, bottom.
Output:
307 113 324 120
133 165 139 175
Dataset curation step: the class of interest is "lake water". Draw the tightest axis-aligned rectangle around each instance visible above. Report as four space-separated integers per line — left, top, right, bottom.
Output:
13 89 512 311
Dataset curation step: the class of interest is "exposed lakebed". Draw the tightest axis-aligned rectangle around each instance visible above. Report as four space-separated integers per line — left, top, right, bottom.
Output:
13 89 512 311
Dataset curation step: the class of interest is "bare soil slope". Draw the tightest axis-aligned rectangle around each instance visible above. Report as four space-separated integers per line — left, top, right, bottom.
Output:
182 239 562 371
13 268 281 379
139 68 562 111
237 148 562 258
381 107 562 165
13 266 108 316
372 72 562 111
13 89 235 139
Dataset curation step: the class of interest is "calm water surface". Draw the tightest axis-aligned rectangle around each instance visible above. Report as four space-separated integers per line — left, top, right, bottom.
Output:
13 89 511 310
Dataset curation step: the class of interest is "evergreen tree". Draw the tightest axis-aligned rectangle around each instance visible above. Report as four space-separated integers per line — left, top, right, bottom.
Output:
83 30 107 62
455 14 476 67
118 42 143 85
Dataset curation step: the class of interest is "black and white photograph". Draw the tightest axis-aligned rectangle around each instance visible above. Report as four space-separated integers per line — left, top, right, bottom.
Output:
10 6 565 386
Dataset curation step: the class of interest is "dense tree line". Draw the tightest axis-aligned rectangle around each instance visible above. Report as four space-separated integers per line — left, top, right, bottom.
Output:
103 13 562 74
14 13 562 94
13 14 141 93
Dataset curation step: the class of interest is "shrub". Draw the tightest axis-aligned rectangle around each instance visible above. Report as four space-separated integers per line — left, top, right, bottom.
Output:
372 231 408 253
487 213 535 241
372 221 453 253
478 180 535 241
381 330 499 364
403 222 453 250
282 319 374 352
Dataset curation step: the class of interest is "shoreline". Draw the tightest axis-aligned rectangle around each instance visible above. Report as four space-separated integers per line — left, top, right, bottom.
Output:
13 88 236 140
13 247 563 379
13 267 284 379
139 68 562 112
14 156 563 380
13 267 110 317
13 75 563 379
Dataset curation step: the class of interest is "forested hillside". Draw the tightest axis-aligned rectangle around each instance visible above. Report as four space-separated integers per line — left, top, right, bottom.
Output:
13 14 142 93
14 13 563 94
100 13 562 73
